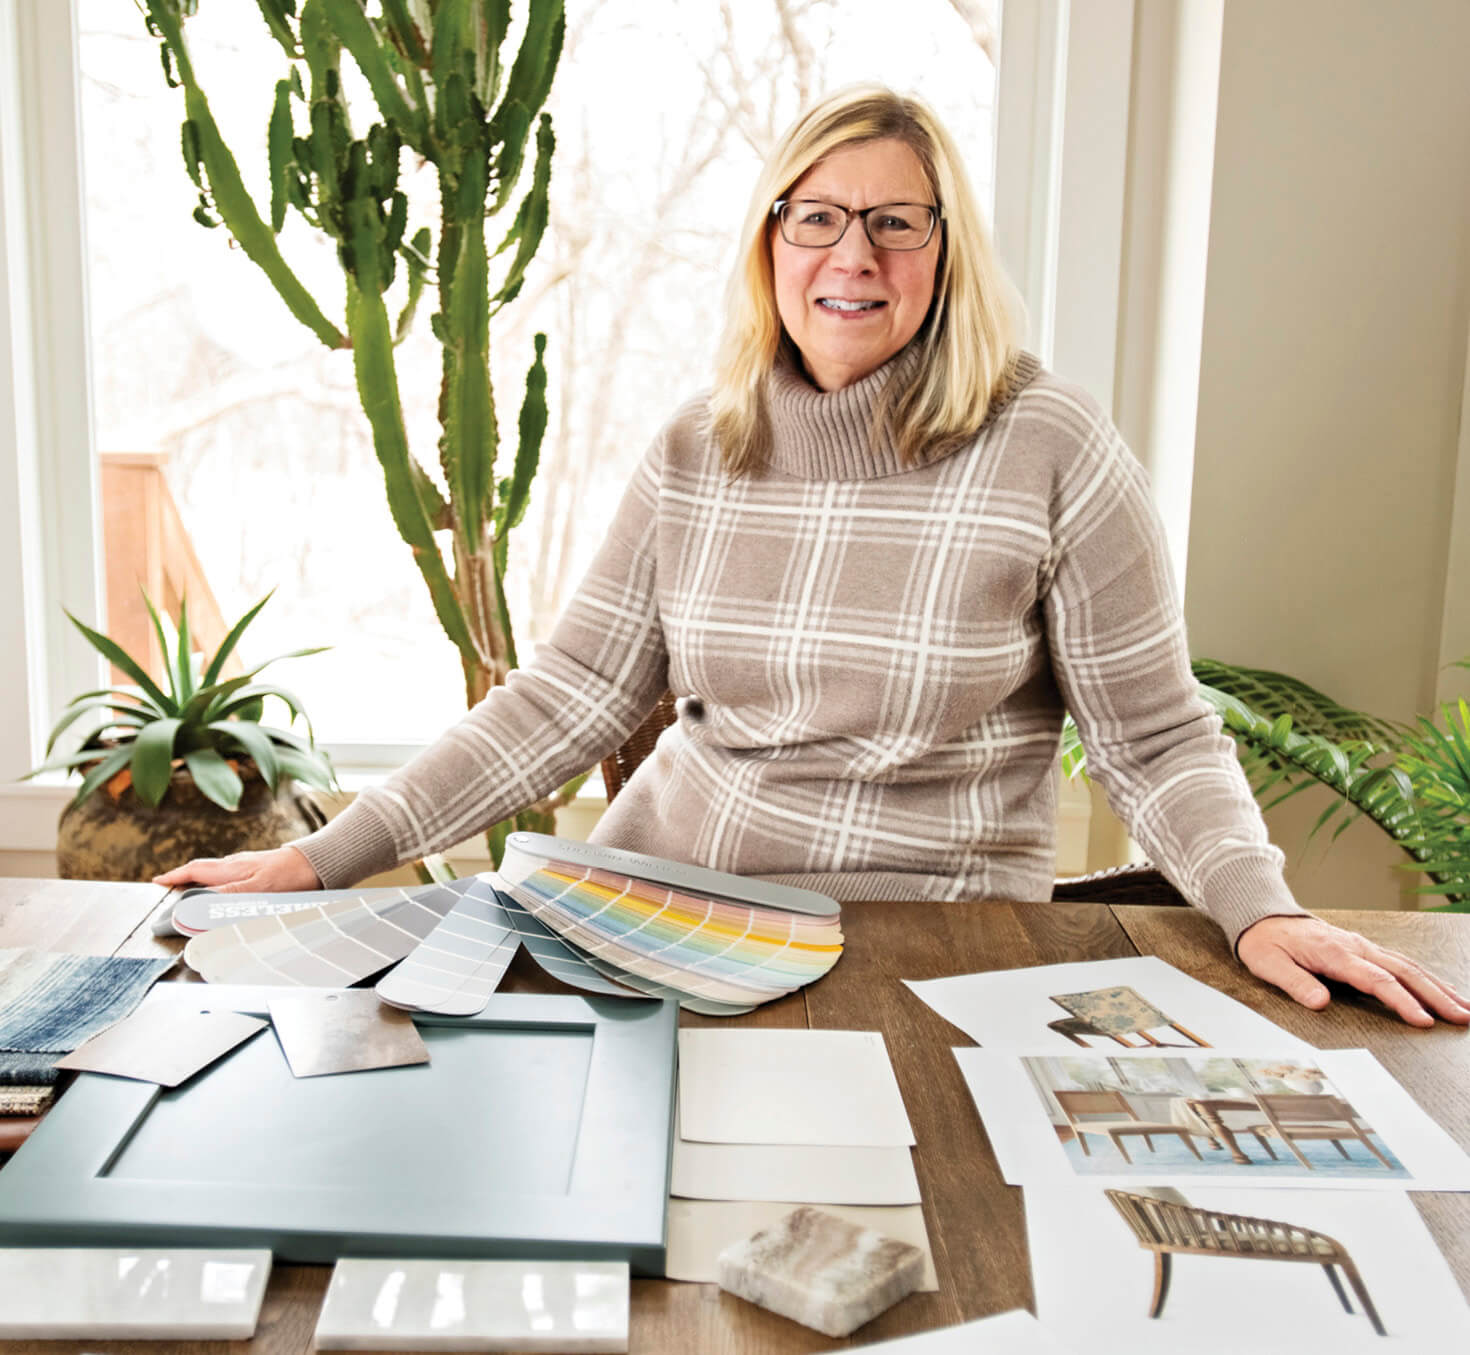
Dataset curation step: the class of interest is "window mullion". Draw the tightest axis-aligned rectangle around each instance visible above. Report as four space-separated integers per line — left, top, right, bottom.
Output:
0 0 103 783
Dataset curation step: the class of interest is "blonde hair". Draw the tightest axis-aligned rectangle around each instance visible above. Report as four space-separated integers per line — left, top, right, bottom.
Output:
710 84 1019 476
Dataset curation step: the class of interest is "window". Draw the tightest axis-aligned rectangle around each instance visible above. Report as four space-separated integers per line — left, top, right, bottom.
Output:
7 0 1143 835
74 0 1001 755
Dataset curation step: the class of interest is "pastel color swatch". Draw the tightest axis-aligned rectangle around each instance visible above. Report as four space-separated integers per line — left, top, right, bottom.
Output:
182 881 471 986
376 876 639 1015
498 839 843 1011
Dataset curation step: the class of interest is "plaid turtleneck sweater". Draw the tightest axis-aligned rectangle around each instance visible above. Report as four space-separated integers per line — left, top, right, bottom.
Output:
294 349 1305 947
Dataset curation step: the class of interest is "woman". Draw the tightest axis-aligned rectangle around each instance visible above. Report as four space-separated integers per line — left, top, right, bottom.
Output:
158 86 1467 1028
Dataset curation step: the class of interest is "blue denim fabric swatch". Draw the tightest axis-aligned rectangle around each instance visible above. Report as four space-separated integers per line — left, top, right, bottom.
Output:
0 950 174 1053
0 1053 59 1085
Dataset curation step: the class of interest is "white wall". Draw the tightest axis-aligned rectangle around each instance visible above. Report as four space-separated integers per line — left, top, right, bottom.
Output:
1184 0 1470 910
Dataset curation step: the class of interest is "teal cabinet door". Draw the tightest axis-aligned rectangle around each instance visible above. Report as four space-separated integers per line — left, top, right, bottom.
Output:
0 987 677 1274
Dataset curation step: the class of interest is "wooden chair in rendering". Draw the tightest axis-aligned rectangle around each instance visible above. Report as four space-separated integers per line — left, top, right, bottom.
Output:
1052 1090 1203 1165
1239 1094 1394 1170
1105 1188 1387 1335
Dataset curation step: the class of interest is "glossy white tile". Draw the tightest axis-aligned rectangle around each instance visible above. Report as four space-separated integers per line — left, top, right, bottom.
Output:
313 1258 629 1352
0 1247 271 1338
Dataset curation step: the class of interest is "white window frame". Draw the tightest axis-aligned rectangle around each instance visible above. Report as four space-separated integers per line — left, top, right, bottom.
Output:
0 0 104 851
994 0 1135 413
0 0 1143 852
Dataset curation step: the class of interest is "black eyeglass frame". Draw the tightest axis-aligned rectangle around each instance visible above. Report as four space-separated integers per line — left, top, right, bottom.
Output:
770 198 943 251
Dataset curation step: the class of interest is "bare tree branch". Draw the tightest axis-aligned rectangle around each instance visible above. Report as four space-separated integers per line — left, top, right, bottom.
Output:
944 0 999 65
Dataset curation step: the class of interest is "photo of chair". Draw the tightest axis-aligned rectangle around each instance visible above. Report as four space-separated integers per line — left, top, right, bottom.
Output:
1238 1094 1394 1170
1105 1188 1386 1335
1053 1090 1203 1164
1046 986 1210 1048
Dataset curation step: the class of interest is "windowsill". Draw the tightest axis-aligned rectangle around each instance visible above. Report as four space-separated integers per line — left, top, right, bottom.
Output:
0 771 610 858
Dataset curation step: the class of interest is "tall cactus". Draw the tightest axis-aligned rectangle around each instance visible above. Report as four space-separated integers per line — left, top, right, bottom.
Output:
144 0 574 852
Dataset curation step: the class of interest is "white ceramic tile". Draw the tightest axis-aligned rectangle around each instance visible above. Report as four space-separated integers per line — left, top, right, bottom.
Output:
0 1248 271 1338
313 1258 628 1352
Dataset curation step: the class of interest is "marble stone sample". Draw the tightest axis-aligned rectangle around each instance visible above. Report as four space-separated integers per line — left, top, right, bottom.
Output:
717 1205 925 1338
666 1199 937 1288
313 1257 629 1351
0 1247 271 1338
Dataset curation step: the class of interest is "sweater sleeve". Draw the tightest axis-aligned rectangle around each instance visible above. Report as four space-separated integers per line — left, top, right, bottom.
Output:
290 438 671 888
1040 405 1308 949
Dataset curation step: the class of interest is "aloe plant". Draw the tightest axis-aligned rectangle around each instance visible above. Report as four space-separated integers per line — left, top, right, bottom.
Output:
31 593 335 812
142 1 575 857
1062 659 1470 910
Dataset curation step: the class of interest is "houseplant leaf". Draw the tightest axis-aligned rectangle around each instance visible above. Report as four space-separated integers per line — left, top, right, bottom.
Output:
206 720 281 792
64 609 172 713
183 747 244 812
129 717 184 808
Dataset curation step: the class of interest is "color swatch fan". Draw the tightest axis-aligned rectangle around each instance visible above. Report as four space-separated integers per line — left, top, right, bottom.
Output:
497 833 843 1012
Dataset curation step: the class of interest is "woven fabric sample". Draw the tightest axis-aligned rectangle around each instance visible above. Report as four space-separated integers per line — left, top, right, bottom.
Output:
0 949 174 1053
0 1085 55 1116
0 1055 59 1087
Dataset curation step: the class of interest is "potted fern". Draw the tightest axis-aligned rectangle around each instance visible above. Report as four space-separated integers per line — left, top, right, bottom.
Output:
30 592 335 882
1062 658 1470 911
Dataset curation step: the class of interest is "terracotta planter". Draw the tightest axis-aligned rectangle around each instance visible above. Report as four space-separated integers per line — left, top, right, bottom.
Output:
56 760 326 882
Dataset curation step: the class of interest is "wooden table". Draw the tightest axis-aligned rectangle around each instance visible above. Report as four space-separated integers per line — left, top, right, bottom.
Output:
1174 1097 1261 1164
1 878 1467 1352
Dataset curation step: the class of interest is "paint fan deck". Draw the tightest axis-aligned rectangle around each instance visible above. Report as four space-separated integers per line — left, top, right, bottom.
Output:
496 833 844 1011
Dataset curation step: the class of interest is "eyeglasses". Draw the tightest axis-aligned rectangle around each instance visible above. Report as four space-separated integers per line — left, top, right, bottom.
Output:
772 199 941 251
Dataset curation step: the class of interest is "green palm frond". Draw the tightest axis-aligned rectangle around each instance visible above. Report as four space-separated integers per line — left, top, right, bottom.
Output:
1194 684 1416 848
1395 699 1470 903
1059 713 1087 782
1059 657 1470 910
1190 658 1404 745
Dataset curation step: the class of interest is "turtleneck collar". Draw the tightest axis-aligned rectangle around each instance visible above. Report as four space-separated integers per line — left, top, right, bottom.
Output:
761 343 1042 481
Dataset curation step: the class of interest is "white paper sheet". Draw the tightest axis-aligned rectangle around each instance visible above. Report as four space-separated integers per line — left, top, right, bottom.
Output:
671 1131 921 1204
1027 1184 1470 1353
955 1045 1470 1190
847 1309 1074 1352
905 955 1314 1052
677 1029 915 1147
664 1199 937 1289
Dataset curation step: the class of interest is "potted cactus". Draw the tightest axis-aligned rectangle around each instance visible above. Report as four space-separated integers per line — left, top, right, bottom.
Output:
32 592 335 881
142 0 574 859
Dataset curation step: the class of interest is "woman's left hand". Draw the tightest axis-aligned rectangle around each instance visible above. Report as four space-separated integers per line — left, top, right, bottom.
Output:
1236 915 1470 1027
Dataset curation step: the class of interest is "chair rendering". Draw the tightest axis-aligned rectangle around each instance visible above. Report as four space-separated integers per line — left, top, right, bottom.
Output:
1239 1093 1394 1170
1052 1090 1203 1165
1105 1189 1386 1335
1047 1015 1135 1047
1046 985 1210 1048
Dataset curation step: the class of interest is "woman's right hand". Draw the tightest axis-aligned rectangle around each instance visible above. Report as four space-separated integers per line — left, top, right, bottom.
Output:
152 845 322 894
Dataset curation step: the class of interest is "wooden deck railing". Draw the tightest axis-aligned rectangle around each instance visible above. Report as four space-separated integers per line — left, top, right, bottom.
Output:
99 451 238 684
